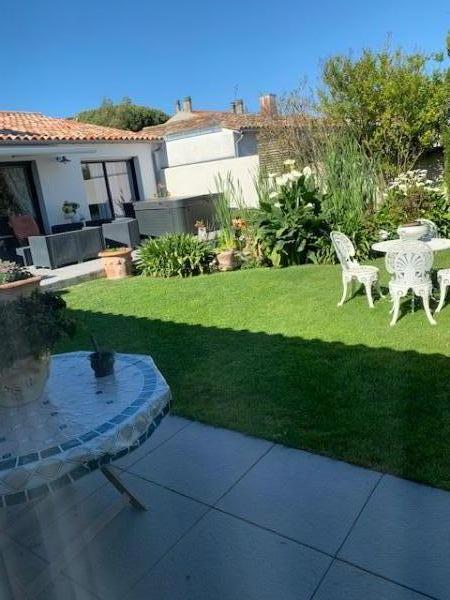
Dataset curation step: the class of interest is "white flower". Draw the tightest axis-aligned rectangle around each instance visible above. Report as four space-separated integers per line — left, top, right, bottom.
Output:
269 191 279 199
379 229 389 240
284 159 296 166
275 174 290 186
273 202 281 208
305 202 314 209
268 173 277 179
302 166 313 178
290 169 302 179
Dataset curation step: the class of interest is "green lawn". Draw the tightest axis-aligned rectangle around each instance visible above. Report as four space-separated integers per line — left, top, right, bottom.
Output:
59 252 450 490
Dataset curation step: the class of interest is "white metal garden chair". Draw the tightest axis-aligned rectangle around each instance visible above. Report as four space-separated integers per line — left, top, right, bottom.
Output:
331 231 382 308
385 241 436 326
418 218 439 241
435 268 450 313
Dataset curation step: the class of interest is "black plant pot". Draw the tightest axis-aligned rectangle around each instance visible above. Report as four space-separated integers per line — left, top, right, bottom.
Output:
90 351 115 378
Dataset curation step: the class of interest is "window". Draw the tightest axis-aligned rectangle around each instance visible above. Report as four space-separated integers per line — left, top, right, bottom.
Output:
82 160 138 220
0 162 43 230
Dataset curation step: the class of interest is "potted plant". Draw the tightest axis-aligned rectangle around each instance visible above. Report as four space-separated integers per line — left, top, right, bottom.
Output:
0 292 75 407
89 336 115 378
62 201 80 222
98 247 133 280
195 219 208 241
397 221 429 240
0 260 41 302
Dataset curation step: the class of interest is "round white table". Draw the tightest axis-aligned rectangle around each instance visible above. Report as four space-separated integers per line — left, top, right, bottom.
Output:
0 352 171 507
372 238 450 253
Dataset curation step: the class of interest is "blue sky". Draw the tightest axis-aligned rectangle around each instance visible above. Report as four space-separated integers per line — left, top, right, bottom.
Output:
1 0 448 117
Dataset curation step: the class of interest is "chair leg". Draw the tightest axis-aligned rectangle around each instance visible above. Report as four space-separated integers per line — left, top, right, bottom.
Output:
435 282 448 313
375 280 385 299
422 293 437 326
338 275 349 307
364 281 374 308
390 295 401 326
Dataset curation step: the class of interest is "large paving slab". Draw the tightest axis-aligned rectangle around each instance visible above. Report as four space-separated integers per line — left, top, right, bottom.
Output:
115 416 191 469
217 444 381 555
315 561 428 600
61 472 208 600
0 534 48 599
5 471 107 552
339 475 450 599
129 421 272 504
125 509 331 600
36 574 101 600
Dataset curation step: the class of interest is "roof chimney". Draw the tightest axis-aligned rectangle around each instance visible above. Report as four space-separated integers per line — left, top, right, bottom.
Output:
235 99 245 115
259 93 277 116
182 96 192 112
175 100 181 113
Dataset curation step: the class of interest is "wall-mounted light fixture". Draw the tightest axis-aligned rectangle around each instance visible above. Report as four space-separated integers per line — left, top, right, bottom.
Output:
56 155 71 164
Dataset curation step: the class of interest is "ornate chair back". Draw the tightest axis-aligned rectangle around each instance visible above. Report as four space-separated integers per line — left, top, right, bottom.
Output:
386 241 433 288
331 231 358 271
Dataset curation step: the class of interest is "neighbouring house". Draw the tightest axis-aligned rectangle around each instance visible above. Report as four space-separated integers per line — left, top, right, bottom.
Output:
140 94 283 207
0 111 158 236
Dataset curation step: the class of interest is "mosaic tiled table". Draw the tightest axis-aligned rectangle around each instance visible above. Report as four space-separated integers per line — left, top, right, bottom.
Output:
0 352 171 507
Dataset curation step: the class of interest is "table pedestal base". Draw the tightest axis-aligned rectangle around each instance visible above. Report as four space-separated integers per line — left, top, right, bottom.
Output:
9 469 148 599
101 465 148 511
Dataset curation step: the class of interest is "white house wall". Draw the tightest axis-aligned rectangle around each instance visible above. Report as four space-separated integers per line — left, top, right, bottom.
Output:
0 143 157 232
164 155 260 207
166 129 237 167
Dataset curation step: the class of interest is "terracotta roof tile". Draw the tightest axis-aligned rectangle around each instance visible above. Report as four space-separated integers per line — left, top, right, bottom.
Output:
141 111 296 140
0 111 150 143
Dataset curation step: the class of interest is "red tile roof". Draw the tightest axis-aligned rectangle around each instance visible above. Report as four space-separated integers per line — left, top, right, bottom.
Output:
0 111 150 144
141 110 293 140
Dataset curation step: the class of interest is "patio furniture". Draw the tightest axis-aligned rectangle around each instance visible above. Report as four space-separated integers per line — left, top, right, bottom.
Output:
51 222 84 234
435 268 450 313
331 231 382 308
372 238 450 254
134 194 216 237
9 214 42 265
102 217 140 248
418 218 439 240
29 226 104 269
0 351 171 597
385 241 436 326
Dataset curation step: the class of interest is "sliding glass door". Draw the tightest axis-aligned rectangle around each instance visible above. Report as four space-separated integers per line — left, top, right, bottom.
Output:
82 160 138 220
0 162 42 230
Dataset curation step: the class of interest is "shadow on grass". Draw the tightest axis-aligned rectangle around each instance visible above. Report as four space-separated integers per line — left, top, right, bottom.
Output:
60 307 450 491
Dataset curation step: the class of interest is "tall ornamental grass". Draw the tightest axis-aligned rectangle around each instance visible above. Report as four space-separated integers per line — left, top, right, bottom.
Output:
318 132 383 235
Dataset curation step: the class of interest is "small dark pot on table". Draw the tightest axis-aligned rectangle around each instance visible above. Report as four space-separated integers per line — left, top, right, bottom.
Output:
90 351 115 378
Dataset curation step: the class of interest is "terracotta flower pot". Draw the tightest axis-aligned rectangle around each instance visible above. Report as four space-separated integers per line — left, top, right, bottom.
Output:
0 353 50 407
99 248 133 280
0 276 41 303
217 249 238 271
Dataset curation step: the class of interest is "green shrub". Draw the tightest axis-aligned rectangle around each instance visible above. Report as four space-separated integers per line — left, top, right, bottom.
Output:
253 162 328 267
0 292 76 370
136 234 214 278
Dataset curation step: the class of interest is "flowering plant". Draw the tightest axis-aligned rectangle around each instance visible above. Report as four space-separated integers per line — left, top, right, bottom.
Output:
376 169 450 236
253 160 327 266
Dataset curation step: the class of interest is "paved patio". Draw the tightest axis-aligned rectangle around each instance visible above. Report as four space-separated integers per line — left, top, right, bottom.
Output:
1 416 449 600
29 259 105 292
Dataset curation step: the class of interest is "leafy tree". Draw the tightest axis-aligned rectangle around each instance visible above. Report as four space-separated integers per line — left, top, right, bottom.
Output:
76 98 169 132
319 45 450 176
444 127 450 192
